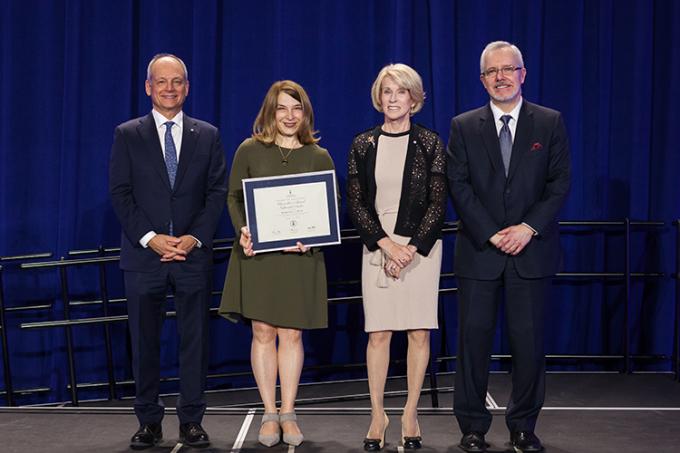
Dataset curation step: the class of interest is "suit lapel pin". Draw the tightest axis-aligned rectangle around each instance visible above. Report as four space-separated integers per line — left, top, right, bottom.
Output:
530 142 543 151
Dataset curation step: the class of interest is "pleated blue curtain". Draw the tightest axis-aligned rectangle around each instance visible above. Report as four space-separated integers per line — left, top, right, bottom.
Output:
0 0 677 403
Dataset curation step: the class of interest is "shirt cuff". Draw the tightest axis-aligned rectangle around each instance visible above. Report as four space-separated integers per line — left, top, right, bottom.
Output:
521 222 538 236
140 231 156 248
189 235 202 248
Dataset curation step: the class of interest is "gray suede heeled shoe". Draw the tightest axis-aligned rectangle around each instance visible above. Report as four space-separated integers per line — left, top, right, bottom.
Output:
258 412 281 447
280 412 304 446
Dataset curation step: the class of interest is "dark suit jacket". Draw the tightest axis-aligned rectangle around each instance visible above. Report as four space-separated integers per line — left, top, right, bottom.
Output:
447 100 571 279
109 112 227 273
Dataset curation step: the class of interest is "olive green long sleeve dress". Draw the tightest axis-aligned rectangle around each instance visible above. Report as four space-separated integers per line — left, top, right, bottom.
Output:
218 138 334 329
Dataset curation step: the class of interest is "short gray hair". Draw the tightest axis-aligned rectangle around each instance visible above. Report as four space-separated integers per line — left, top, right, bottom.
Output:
146 53 189 81
479 41 524 73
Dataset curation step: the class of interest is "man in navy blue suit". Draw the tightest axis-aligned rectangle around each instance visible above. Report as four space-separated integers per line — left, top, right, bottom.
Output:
447 41 571 452
109 54 227 449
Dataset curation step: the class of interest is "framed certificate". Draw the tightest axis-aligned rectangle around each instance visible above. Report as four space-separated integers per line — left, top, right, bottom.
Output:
242 170 341 253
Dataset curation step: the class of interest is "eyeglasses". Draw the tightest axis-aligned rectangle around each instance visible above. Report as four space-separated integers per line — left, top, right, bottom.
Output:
481 66 522 78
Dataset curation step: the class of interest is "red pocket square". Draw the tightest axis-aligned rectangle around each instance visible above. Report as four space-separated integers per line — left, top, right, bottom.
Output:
530 142 543 151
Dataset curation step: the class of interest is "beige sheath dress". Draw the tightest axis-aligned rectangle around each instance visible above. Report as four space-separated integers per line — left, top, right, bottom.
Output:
361 131 442 332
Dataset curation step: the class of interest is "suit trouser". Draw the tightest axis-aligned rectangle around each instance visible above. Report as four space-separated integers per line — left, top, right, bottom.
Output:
454 258 547 434
125 264 211 425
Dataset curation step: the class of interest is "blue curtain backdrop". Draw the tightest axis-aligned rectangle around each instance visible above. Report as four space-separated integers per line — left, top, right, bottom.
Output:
0 0 678 404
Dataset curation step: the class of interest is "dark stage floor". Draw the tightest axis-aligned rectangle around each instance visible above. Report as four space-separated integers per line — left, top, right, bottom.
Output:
1 373 679 452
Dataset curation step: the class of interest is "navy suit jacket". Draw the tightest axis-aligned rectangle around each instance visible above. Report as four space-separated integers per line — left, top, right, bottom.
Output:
447 100 571 279
109 112 227 273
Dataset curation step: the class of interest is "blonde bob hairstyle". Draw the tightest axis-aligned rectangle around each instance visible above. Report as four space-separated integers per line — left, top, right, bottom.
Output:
252 80 320 145
370 63 425 115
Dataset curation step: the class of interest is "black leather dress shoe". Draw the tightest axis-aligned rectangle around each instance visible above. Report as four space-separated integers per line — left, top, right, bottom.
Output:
130 423 162 450
459 432 488 452
180 422 210 448
510 431 543 452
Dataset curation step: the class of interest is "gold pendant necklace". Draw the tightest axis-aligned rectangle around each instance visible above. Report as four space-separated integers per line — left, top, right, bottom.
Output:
277 145 294 165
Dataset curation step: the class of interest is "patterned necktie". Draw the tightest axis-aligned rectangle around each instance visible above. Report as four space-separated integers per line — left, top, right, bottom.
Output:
164 121 177 236
499 115 512 176
164 121 178 188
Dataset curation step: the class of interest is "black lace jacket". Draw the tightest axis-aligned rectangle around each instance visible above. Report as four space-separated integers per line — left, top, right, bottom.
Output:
346 124 447 256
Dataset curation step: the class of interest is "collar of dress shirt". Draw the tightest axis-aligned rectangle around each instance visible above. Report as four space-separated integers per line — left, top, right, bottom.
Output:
151 109 183 131
489 97 523 136
151 109 184 158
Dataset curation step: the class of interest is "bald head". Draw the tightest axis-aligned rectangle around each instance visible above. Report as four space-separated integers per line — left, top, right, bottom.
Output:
146 53 188 81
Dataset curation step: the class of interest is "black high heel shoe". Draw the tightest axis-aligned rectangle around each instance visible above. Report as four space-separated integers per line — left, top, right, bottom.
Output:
401 419 422 449
363 413 389 451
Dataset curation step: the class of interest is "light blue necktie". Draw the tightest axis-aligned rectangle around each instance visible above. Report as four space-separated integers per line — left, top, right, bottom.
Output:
164 121 178 187
164 121 177 235
499 115 512 176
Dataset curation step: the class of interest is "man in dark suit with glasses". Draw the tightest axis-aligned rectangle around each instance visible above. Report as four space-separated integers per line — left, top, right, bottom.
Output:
447 41 571 452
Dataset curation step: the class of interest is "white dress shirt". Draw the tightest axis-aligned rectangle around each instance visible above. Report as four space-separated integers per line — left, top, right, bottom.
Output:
489 97 522 142
488 98 537 236
151 109 184 160
140 110 201 248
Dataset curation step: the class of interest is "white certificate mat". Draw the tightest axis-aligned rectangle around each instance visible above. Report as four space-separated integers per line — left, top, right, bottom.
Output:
253 181 330 242
242 170 341 253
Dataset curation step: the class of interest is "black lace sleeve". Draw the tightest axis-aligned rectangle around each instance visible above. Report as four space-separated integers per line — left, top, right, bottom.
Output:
409 131 447 255
346 133 387 250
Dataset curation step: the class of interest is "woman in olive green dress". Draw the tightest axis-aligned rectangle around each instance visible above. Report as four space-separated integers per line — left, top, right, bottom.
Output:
219 80 334 447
